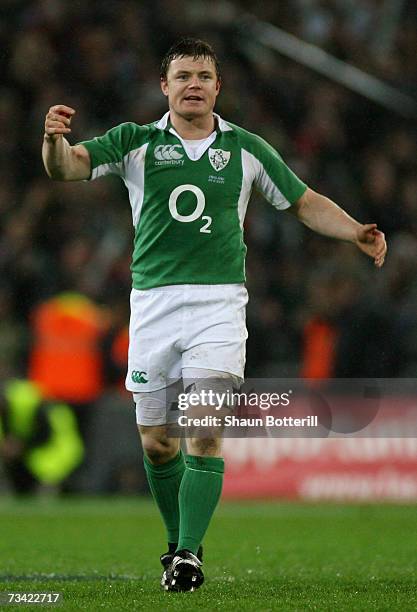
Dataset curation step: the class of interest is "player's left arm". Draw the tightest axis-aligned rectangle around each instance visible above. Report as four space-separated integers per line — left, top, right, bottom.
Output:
290 187 387 267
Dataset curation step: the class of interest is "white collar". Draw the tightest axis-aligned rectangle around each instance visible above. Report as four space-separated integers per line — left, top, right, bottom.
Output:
155 111 233 133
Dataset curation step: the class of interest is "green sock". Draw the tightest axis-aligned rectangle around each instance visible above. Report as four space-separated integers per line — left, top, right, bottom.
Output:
143 450 185 545
177 454 224 554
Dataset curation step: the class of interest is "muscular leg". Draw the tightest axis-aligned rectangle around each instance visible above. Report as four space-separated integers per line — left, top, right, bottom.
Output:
187 431 222 457
139 424 180 465
135 378 185 548
135 373 236 556
175 371 239 554
139 424 183 547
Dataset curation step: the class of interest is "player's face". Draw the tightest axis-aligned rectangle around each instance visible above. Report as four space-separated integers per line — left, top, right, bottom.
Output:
161 56 220 120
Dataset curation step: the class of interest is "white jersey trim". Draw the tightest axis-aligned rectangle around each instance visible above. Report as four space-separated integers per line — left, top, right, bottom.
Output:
91 160 123 180
238 149 257 228
122 143 149 226
242 148 291 211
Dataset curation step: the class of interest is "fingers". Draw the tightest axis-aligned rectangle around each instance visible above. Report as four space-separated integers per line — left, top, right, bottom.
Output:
374 250 385 267
45 122 71 135
45 105 76 137
50 104 76 116
374 231 387 267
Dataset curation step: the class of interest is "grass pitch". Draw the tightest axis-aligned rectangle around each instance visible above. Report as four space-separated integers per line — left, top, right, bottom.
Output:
0 497 416 611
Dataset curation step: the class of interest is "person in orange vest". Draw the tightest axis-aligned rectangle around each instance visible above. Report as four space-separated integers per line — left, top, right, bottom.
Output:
29 292 107 405
28 291 108 490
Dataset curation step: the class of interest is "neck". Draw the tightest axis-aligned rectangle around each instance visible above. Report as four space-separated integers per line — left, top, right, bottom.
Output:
169 110 216 140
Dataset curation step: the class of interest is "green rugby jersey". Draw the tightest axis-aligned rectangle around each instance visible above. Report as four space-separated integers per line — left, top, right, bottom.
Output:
80 112 307 289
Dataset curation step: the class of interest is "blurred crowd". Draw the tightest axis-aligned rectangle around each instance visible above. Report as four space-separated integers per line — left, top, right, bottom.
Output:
1 0 417 395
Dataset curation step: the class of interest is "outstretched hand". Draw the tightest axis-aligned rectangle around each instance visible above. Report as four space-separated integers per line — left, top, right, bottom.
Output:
355 224 387 267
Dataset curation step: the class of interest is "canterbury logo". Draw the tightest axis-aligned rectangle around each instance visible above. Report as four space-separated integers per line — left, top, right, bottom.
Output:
154 144 184 161
131 370 148 384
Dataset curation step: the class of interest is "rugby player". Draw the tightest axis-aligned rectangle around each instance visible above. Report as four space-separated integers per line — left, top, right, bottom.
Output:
42 37 387 592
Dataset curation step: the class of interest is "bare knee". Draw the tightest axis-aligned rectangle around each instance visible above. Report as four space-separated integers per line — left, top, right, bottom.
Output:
138 425 179 465
187 436 222 457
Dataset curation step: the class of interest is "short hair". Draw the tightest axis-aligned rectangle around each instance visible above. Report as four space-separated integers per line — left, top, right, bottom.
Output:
160 37 221 80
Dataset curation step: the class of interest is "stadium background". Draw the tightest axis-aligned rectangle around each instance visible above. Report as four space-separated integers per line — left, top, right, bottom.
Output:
1 0 417 500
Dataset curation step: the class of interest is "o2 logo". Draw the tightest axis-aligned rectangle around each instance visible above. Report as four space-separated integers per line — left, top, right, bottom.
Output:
168 184 212 233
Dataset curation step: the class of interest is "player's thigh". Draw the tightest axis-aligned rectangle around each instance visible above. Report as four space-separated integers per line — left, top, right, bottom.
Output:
182 284 248 380
134 380 182 463
134 377 182 425
181 368 241 457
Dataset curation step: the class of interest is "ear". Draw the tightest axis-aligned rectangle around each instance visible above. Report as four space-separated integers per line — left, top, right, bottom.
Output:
160 78 169 97
215 77 221 96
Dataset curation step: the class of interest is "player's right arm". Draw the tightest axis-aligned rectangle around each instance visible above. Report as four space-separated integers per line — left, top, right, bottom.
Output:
42 105 91 181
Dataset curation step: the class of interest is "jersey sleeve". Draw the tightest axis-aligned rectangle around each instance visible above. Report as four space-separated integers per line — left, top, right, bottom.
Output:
248 134 307 210
78 122 142 180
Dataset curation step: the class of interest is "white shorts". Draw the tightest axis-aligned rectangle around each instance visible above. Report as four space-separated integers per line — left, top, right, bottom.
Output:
126 284 248 393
